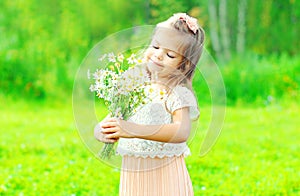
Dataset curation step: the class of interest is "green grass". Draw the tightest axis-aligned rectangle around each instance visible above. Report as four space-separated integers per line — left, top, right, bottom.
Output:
0 98 299 195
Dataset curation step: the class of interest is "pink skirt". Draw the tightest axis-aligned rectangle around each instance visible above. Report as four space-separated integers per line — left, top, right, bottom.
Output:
119 155 194 196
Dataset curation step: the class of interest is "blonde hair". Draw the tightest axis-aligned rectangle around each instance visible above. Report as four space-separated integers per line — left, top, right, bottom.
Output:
148 13 205 90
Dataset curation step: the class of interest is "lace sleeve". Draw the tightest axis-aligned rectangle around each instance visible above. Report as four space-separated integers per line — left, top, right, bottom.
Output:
166 86 200 120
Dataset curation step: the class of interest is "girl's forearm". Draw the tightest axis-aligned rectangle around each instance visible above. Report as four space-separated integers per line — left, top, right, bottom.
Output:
120 120 191 143
102 108 192 143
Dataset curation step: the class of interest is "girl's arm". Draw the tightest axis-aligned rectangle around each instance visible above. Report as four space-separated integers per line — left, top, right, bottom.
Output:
101 107 191 143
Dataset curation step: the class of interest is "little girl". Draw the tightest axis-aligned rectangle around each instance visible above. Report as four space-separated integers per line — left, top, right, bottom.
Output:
95 13 205 196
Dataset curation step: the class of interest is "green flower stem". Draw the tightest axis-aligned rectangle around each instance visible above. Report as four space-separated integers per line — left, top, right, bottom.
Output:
99 143 115 160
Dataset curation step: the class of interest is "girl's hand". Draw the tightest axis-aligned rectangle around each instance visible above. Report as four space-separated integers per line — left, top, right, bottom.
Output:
94 115 118 143
101 118 134 139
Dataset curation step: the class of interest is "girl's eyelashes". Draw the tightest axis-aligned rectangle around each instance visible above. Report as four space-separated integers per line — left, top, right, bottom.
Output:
152 45 159 49
151 45 176 58
167 53 175 58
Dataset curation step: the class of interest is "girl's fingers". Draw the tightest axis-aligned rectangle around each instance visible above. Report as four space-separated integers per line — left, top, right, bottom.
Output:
100 133 119 143
104 138 118 143
101 127 117 134
105 132 119 139
101 122 118 128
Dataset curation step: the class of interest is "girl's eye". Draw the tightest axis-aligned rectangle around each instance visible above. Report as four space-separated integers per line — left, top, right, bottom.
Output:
167 53 175 58
152 45 159 49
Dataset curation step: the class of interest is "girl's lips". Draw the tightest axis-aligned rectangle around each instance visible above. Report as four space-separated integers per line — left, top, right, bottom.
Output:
150 59 163 67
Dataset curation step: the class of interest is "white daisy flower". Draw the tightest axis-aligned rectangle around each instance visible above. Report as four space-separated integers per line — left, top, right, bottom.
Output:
127 53 136 64
117 53 124 62
108 52 116 62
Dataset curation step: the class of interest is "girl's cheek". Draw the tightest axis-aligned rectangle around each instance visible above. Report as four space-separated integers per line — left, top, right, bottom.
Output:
145 48 153 58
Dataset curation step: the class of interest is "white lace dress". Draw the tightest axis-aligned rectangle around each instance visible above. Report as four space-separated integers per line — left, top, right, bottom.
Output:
117 85 199 196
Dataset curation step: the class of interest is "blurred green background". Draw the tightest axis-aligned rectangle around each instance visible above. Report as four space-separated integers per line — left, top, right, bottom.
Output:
1 0 299 103
1 0 299 195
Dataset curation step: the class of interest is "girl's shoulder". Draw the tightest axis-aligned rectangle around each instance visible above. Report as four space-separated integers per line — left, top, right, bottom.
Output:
167 85 199 120
172 85 193 94
170 85 196 102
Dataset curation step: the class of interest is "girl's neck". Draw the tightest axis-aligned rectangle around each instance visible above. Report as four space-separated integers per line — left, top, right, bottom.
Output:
150 80 166 90
150 77 179 92
150 71 169 86
148 71 184 90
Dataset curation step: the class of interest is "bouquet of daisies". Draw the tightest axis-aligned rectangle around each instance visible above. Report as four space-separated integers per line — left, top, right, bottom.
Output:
89 52 150 159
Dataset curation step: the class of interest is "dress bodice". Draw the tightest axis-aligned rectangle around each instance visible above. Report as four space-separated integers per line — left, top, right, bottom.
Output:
117 85 199 158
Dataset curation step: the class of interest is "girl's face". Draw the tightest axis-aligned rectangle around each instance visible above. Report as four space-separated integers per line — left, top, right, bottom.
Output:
145 40 183 73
